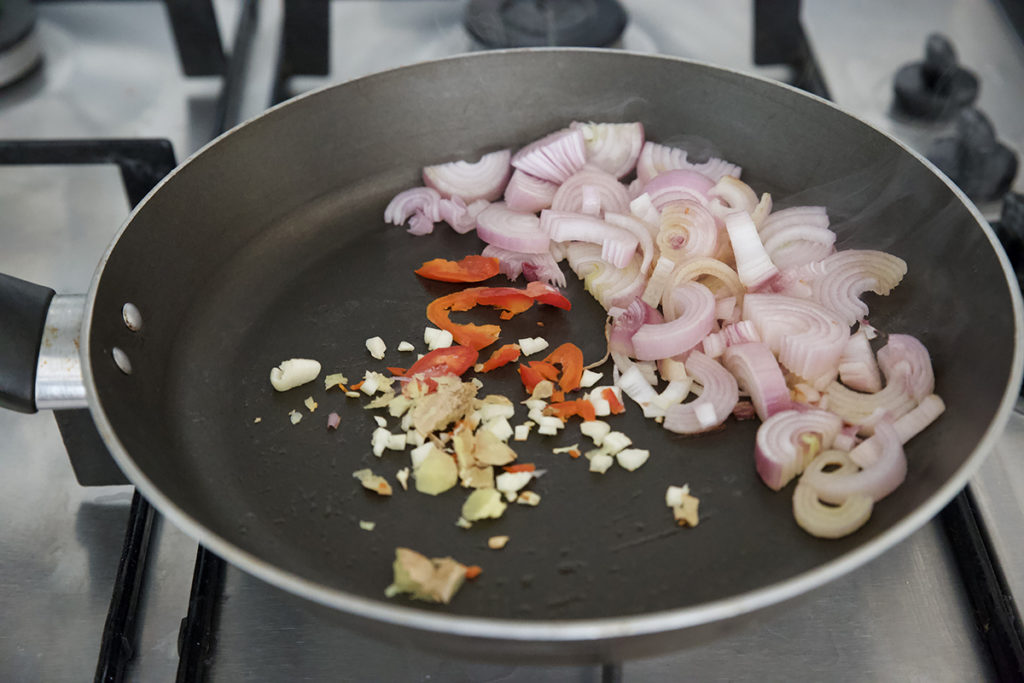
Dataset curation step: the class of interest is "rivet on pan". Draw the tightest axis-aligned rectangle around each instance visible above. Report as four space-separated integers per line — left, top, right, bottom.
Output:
122 303 143 332
112 347 132 375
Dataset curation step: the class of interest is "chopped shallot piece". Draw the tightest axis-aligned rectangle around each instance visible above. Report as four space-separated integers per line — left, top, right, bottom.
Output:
326 412 341 430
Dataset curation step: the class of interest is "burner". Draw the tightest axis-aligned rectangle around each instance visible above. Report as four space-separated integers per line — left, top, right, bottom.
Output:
927 107 1018 203
465 0 627 49
0 0 43 89
892 34 978 121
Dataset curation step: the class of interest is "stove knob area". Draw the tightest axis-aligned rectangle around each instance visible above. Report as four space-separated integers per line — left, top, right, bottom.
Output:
893 33 979 120
464 0 628 49
927 107 1019 203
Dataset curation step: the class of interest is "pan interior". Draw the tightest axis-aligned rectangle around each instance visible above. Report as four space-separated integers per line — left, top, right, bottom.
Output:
86 51 1018 623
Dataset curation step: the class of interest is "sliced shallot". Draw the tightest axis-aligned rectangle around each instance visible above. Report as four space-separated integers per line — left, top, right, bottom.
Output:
812 249 908 326
721 342 791 421
725 211 779 290
838 329 882 393
631 282 716 360
423 149 512 203
384 187 442 234
663 352 739 434
551 168 631 216
635 141 741 185
754 408 843 490
539 210 639 268
571 121 645 178
802 422 906 503
476 202 550 254
876 333 934 401
642 169 715 209
481 244 566 287
511 128 587 183
657 200 719 261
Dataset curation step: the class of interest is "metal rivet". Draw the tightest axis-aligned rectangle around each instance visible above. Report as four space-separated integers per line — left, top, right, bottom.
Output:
112 347 132 375
122 303 143 332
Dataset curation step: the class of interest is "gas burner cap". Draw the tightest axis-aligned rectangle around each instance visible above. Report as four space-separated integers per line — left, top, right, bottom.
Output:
0 0 42 89
927 108 1018 204
465 0 628 49
892 33 978 121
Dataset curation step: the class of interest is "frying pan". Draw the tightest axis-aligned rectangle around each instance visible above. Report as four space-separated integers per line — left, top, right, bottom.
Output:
1 49 1021 662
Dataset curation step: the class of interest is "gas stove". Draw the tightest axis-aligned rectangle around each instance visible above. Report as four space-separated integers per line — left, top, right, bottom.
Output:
1 2 1022 681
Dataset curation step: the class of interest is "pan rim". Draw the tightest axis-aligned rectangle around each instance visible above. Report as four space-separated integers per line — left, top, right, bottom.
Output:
81 47 1024 646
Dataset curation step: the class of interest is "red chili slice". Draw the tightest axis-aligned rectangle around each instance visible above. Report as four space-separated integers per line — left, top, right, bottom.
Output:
415 255 501 283
478 343 521 372
425 284 571 350
405 345 478 380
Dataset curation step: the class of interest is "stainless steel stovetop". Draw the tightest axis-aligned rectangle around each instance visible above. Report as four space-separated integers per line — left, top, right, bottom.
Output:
1 2 1021 680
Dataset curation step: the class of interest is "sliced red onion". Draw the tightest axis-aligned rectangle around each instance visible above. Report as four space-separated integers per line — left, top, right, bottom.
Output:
742 293 849 388
504 169 558 213
703 320 760 359
636 141 741 185
803 422 906 503
631 282 716 360
423 149 512 203
715 296 738 323
539 210 639 268
481 244 566 287
722 342 792 421
384 186 442 227
609 297 662 356
475 202 550 254
657 199 719 260
551 168 631 216
823 380 916 435
725 212 780 290
663 352 739 434
407 211 436 236
511 128 586 183
759 206 829 242
629 193 662 227
812 250 908 326
838 329 882 393
566 243 645 310
754 408 843 490
605 212 656 275
665 257 745 315
793 478 873 539
439 196 490 234
708 176 758 220
852 394 945 467
640 256 675 308
877 333 934 401
571 121 645 178
642 169 715 209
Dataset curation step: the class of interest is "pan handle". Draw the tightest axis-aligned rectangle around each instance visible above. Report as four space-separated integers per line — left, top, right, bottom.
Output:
0 273 87 413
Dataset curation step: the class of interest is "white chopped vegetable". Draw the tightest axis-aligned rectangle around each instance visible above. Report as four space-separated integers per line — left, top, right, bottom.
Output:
345 391 361 398
589 453 614 473
288 410 302 425
602 431 632 455
551 443 579 454
424 327 454 350
366 336 387 359
359 520 376 531
668 486 700 527
396 467 410 490
665 484 690 507
409 442 436 468
694 402 718 428
580 369 603 388
495 471 533 499
517 491 541 506
414 449 459 495
371 427 391 457
352 469 392 496
518 337 549 356
455 517 473 529
527 407 546 423
482 417 514 442
388 395 412 418
324 372 348 390
253 417 262 424
304 397 318 412
488 535 510 549
478 401 515 421
361 371 392 396
580 420 611 446
513 423 534 441
536 415 565 435
398 341 415 352
616 448 650 471
270 358 321 392
461 488 507 521
386 433 407 451
522 399 547 412
373 415 387 427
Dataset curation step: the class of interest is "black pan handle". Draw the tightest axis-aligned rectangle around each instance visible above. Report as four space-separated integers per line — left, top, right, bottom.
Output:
0 272 56 413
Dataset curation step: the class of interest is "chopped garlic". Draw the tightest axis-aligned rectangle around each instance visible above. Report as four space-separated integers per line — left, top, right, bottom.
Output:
366 336 387 360
513 423 534 441
536 415 564 435
360 371 393 396
665 484 690 507
551 443 579 454
288 410 302 424
386 433 407 451
461 488 507 521
270 358 321 392
669 489 700 527
580 420 610 446
478 399 515 421
373 415 387 427
345 391 361 398
496 471 533 499
602 431 632 455
371 427 391 456
359 520 376 531
517 491 541 506
424 326 454 350
396 467 410 490
488 535 510 550
482 416 514 442
304 396 318 412
253 417 262 424
580 369 603 388
616 448 650 471
387 395 412 418
455 517 473 529
352 469 392 496
527 407 547 423
522 398 547 411
589 453 614 473
324 372 348 390
409 442 436 468
518 337 549 356
398 340 415 352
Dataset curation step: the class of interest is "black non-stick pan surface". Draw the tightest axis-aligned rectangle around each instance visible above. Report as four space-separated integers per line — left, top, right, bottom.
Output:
81 49 1022 658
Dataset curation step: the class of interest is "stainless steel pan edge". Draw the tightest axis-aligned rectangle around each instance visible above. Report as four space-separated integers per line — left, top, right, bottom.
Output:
78 48 1024 659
